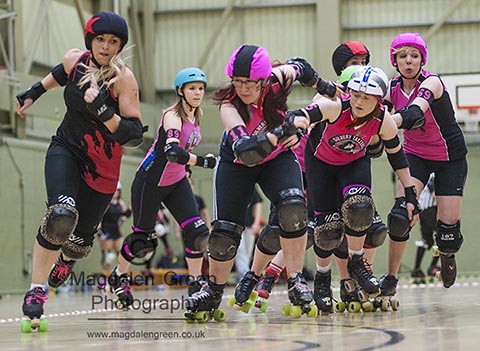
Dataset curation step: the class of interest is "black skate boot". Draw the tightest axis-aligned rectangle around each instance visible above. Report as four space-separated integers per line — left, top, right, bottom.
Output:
187 276 207 297
347 253 380 299
185 283 225 323
375 274 399 311
109 269 133 310
313 271 333 314
21 287 49 333
256 273 276 299
410 268 426 284
439 253 456 288
48 254 75 288
282 273 317 318
229 271 260 313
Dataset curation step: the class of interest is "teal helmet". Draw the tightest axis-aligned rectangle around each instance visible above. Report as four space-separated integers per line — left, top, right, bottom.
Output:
174 67 207 95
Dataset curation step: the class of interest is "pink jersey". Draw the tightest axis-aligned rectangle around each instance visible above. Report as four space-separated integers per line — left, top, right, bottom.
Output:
311 99 384 166
389 70 466 161
292 133 308 172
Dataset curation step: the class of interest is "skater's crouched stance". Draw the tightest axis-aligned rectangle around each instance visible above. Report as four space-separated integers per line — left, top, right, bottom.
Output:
18 11 146 330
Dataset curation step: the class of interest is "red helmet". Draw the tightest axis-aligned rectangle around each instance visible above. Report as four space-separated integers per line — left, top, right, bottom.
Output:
332 41 370 76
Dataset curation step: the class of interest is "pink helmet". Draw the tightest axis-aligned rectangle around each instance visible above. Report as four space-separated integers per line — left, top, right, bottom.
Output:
390 32 428 66
225 45 272 80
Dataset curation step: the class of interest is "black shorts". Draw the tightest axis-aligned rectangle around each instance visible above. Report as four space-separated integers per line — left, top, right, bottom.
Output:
406 154 468 196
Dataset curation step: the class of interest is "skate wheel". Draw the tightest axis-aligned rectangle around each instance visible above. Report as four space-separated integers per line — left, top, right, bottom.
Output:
380 299 389 311
290 305 302 318
256 300 268 313
391 299 399 311
344 280 356 293
38 318 48 332
307 304 318 318
184 317 195 324
21 319 32 333
357 290 368 301
196 311 209 323
362 301 374 312
281 304 291 316
334 301 346 313
248 290 259 302
240 302 252 314
348 301 361 313
227 296 236 307
213 309 226 322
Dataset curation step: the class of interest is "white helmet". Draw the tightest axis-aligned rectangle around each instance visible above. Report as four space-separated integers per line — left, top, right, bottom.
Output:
347 66 388 98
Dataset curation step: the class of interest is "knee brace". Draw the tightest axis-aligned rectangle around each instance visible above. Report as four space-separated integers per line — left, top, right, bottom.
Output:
364 213 388 248
182 217 210 259
208 220 243 261
334 236 348 259
121 231 158 263
38 204 79 248
276 188 307 236
256 224 282 255
341 186 373 234
61 233 93 260
306 219 314 250
314 211 345 251
435 220 463 254
387 197 411 242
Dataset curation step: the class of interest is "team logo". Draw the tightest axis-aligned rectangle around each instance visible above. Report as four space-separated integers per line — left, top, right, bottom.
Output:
328 133 366 154
185 130 201 151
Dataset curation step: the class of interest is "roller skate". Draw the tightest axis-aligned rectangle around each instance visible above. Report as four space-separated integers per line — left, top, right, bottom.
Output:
109 268 133 310
227 271 260 313
439 253 457 288
48 254 75 288
373 274 399 311
347 253 380 310
338 278 375 313
21 287 48 333
427 265 441 283
313 271 333 315
410 268 426 284
281 273 318 318
187 276 207 297
184 284 226 323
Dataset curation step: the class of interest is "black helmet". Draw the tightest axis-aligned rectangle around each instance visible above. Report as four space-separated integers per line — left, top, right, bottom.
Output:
84 12 128 51
331 41 370 76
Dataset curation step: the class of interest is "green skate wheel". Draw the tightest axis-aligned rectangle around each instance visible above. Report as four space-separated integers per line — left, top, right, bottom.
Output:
196 311 209 323
281 304 291 316
213 309 226 322
334 301 346 313
391 299 399 311
348 301 361 313
21 319 32 333
227 296 236 307
307 305 318 318
290 305 302 318
240 302 251 313
184 317 195 324
248 290 258 302
258 300 268 313
362 301 373 312
38 318 48 332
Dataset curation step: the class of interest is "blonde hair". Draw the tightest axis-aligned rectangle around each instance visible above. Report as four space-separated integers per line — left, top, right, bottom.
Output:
78 51 128 90
393 46 420 58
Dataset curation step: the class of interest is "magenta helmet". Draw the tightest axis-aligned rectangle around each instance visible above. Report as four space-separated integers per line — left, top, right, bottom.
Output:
225 45 272 80
390 32 428 66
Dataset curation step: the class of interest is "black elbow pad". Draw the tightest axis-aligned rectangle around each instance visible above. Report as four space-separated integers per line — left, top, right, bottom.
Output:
113 117 148 148
399 105 425 130
164 142 190 165
51 63 68 86
387 147 409 170
285 57 319 87
233 133 275 166
366 139 384 158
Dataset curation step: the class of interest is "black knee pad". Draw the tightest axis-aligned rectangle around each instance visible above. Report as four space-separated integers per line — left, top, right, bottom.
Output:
208 220 243 261
276 188 307 234
364 213 388 248
182 217 210 258
435 220 463 254
334 236 348 259
121 231 158 263
314 244 334 258
256 224 282 255
39 204 79 247
61 233 93 260
314 211 345 251
341 186 373 233
306 220 314 250
388 197 411 242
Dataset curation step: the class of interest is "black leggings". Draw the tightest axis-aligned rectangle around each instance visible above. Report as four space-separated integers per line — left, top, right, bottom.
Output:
38 144 113 250
214 151 304 226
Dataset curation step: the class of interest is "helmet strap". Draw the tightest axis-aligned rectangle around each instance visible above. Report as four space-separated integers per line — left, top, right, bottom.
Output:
90 52 102 69
180 90 196 114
